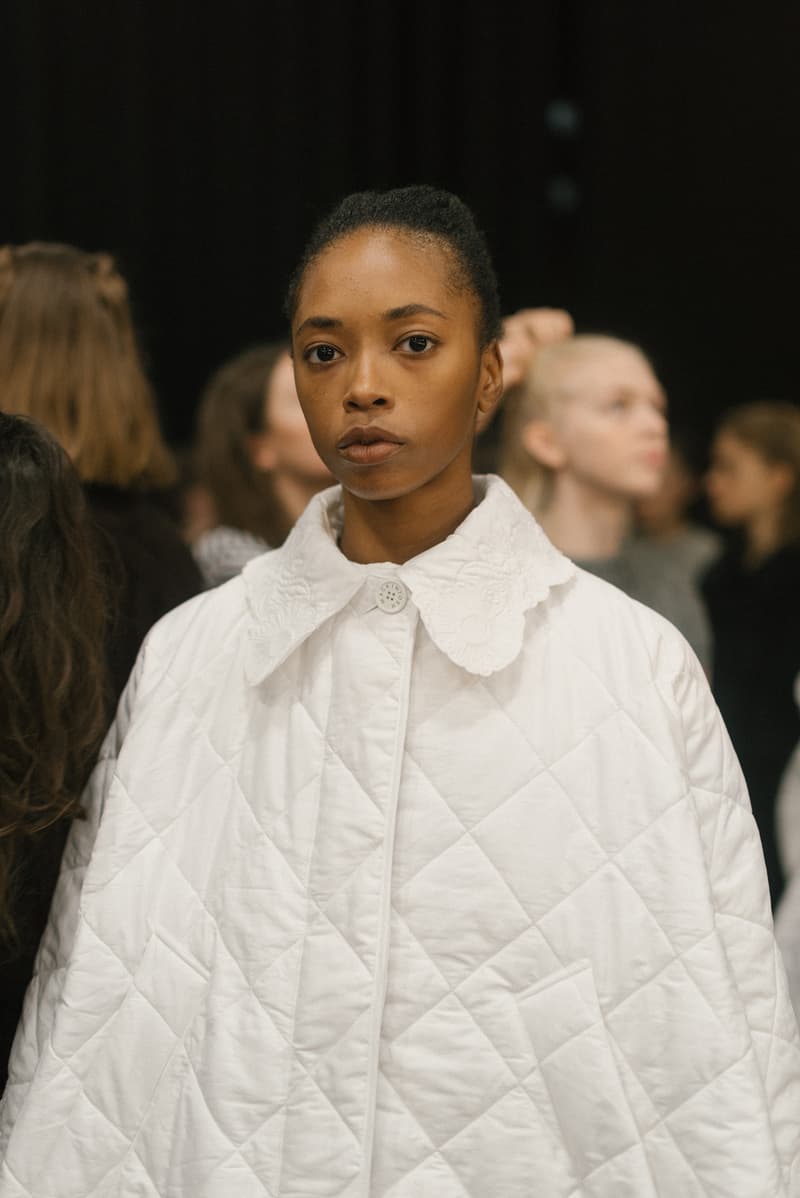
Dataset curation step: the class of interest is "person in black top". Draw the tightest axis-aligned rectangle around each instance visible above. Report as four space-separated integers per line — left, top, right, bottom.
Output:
703 401 800 905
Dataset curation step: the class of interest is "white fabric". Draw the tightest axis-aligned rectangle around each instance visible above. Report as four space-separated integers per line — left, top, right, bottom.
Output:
1 476 798 1198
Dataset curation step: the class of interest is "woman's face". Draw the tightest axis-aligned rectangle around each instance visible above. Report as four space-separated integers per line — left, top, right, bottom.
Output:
541 344 669 499
290 228 502 502
261 351 332 482
706 430 789 526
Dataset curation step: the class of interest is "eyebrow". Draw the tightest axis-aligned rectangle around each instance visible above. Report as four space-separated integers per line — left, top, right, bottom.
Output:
384 303 448 322
295 303 448 337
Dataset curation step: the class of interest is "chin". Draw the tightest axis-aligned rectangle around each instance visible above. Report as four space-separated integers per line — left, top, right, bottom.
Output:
627 470 665 498
341 478 418 503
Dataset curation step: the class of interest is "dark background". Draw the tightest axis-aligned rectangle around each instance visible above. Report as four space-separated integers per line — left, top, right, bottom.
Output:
4 1 799 445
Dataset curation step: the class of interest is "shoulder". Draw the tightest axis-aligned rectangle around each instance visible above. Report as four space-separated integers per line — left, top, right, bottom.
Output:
148 567 253 645
554 565 699 688
130 571 255 698
552 569 730 795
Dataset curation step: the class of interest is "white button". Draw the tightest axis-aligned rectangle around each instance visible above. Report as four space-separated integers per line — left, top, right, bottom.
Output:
375 579 408 613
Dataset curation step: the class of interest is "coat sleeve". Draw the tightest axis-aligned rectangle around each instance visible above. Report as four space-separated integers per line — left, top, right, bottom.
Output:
775 673 800 879
0 648 147 1149
673 647 800 1192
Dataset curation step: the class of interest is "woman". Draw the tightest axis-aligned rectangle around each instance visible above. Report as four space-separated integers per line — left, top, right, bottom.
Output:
191 342 332 585
500 335 712 669
1 189 797 1196
703 400 800 904
0 243 203 700
0 414 109 1090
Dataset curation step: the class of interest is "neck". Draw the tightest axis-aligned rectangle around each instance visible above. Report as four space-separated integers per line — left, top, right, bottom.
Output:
271 471 327 527
744 509 783 566
538 474 632 560
340 475 477 565
642 516 689 543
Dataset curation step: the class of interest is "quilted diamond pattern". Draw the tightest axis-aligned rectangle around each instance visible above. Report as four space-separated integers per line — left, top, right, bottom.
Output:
1 477 798 1198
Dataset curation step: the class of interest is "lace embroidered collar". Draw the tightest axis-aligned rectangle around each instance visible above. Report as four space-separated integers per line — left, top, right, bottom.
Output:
243 474 575 682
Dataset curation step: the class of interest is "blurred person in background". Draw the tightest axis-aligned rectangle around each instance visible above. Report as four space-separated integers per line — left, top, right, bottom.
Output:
191 341 333 586
0 243 203 701
500 334 711 668
0 414 109 1091
635 427 721 582
703 400 800 904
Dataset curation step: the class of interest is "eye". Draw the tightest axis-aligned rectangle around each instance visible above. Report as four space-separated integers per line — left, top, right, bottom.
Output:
398 334 436 354
304 343 341 365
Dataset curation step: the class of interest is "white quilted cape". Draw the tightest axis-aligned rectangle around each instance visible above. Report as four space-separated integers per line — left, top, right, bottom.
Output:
2 476 799 1198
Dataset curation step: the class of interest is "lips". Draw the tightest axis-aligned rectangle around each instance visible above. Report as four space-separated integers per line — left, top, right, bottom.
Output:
336 425 403 449
336 425 405 466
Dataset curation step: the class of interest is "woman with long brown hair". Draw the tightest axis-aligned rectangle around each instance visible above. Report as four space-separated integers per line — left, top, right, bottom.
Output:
0 413 110 1088
0 242 203 699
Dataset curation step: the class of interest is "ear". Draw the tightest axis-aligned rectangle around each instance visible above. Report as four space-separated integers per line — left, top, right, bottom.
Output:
247 431 278 473
521 418 568 470
474 340 505 434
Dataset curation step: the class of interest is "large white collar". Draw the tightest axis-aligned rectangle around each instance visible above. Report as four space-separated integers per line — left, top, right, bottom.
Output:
243 474 575 682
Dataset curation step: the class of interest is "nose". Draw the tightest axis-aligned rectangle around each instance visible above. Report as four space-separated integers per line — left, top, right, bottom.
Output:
642 404 668 439
343 350 392 412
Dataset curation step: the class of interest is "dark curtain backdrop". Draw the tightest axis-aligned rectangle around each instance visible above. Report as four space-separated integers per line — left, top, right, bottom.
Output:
4 1 799 443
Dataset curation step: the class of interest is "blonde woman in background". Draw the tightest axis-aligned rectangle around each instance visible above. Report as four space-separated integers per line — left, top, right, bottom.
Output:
500 334 711 668
0 243 203 700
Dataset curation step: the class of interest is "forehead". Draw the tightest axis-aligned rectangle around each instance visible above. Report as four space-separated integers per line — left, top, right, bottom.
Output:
713 430 762 462
563 345 659 397
295 228 473 327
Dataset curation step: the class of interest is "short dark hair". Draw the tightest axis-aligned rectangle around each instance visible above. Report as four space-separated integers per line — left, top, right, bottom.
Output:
285 184 501 346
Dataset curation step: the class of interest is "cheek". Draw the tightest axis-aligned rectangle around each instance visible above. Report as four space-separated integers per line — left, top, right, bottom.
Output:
709 475 745 513
705 474 726 505
293 389 328 439
566 421 621 466
274 408 313 438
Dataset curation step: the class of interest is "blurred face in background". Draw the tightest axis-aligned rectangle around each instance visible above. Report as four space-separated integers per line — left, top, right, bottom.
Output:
637 446 699 533
252 351 332 483
705 431 791 526
529 343 668 499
